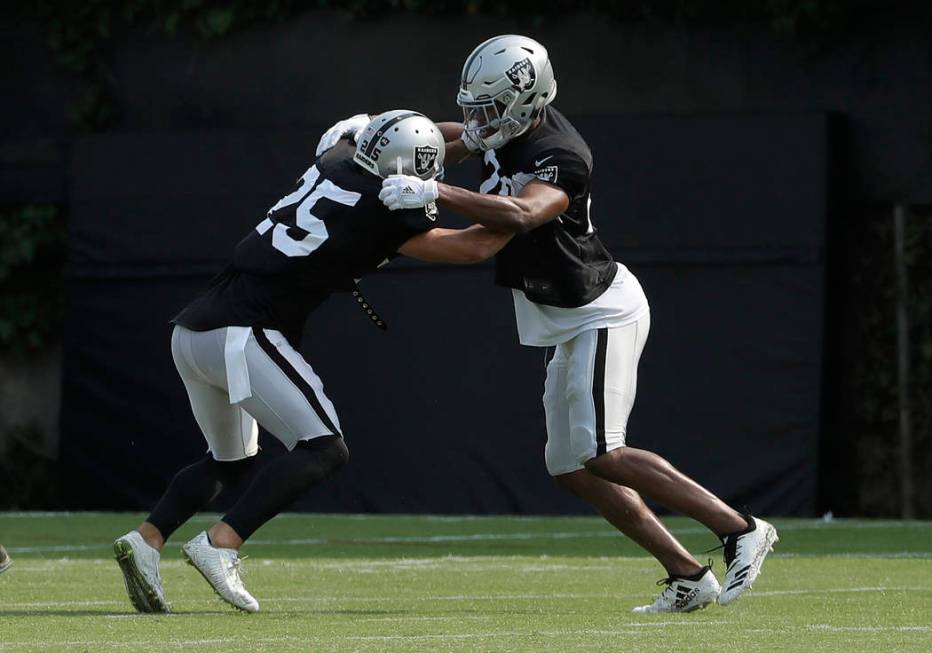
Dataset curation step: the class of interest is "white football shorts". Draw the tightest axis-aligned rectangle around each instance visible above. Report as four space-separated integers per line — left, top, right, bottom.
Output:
543 313 650 476
170 325 341 461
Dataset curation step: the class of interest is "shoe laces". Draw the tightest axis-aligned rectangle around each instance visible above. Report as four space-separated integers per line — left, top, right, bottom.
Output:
226 554 248 590
705 538 736 566
647 578 677 607
708 510 755 567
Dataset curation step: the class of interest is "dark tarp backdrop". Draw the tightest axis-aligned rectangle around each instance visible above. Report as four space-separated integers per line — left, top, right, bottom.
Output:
60 113 828 516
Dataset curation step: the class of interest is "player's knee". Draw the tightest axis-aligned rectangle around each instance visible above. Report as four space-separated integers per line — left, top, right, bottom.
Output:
296 434 349 476
552 470 588 498
584 447 628 481
326 436 350 471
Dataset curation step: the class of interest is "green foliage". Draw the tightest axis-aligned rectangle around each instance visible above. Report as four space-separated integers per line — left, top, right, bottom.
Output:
34 1 307 128
0 206 66 354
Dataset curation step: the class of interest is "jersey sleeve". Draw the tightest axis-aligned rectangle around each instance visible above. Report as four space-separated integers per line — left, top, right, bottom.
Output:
390 202 440 249
521 147 589 199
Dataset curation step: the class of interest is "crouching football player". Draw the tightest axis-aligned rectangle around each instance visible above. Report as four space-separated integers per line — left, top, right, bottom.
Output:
113 111 512 614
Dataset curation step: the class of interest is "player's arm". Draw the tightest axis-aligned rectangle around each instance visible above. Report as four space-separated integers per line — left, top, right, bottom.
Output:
437 122 474 163
436 180 569 234
398 225 513 264
380 176 569 234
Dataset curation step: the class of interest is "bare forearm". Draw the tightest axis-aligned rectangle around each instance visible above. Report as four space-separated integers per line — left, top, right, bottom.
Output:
438 121 464 141
445 139 471 164
397 225 512 263
457 225 514 261
437 183 534 233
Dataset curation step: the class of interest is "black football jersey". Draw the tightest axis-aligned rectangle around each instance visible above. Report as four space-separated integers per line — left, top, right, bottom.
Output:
481 106 617 308
173 140 437 345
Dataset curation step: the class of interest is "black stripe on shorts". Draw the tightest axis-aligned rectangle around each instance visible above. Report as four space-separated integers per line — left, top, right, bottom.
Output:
592 328 608 456
252 328 342 437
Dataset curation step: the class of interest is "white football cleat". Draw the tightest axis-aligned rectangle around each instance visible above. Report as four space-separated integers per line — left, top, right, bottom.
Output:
718 515 778 606
632 566 721 613
181 531 259 613
113 531 170 613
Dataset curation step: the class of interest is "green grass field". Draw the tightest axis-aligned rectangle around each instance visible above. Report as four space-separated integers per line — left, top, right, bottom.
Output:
1 513 930 652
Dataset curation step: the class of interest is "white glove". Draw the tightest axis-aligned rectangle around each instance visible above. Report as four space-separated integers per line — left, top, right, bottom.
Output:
378 175 439 211
315 113 370 156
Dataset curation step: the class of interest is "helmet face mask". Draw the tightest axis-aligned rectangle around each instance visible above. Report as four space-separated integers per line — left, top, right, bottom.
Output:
462 101 508 147
457 35 557 151
353 110 446 180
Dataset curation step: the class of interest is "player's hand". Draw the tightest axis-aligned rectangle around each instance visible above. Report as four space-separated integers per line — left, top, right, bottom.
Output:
379 175 439 211
315 113 370 156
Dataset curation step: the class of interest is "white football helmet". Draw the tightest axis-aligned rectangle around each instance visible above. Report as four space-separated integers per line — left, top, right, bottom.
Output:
353 110 445 180
457 35 557 151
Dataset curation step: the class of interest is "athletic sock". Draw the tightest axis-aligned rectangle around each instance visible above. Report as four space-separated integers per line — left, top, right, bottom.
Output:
147 455 255 540
222 435 349 541
677 565 711 581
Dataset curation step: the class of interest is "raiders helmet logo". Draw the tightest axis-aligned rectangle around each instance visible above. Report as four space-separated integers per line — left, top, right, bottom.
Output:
414 145 439 176
505 58 536 91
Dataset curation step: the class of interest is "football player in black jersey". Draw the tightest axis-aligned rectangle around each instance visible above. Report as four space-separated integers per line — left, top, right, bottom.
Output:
112 111 513 614
370 36 778 613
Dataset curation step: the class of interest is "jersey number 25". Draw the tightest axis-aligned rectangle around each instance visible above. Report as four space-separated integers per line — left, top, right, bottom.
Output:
255 165 361 257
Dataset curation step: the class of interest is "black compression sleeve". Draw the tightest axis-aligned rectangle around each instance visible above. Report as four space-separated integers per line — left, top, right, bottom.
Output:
147 455 255 540
222 436 349 541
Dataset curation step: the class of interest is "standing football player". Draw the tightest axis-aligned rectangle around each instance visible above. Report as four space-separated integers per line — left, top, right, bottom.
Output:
113 110 512 614
366 36 778 613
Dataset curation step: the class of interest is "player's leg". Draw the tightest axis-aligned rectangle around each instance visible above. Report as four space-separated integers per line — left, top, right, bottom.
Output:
115 326 259 613
549 328 720 612
578 315 776 604
143 326 260 545
180 327 348 612
585 449 777 606
554 470 701 577
205 327 348 548
545 344 700 575
585 447 745 533
565 321 723 610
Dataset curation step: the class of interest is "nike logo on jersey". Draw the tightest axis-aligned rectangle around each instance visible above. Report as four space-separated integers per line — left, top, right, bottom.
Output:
534 155 554 167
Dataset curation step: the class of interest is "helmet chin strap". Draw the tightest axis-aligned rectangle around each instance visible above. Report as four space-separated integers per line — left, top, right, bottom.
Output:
396 156 404 176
